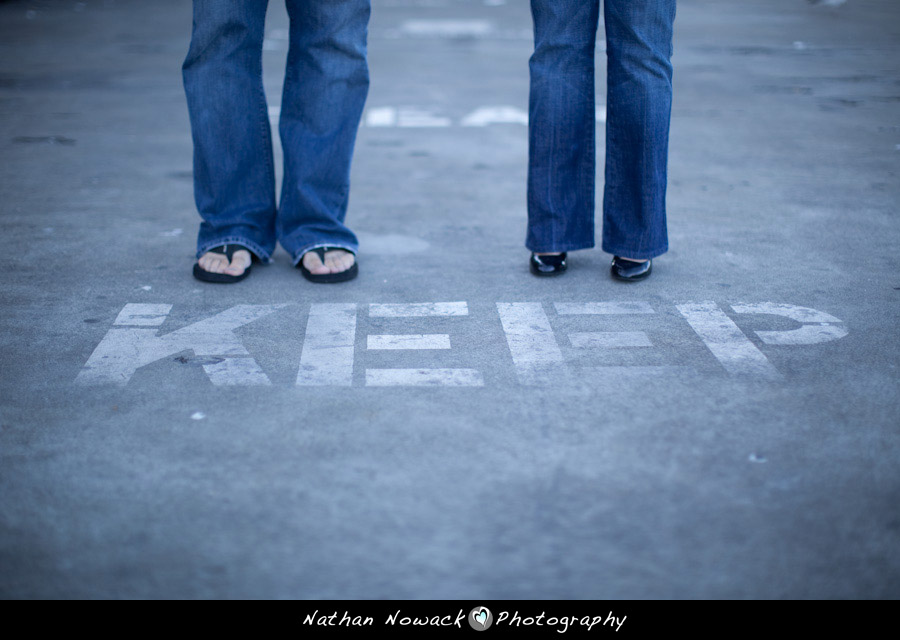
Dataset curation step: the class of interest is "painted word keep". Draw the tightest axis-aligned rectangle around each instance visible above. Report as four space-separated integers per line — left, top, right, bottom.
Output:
76 301 848 387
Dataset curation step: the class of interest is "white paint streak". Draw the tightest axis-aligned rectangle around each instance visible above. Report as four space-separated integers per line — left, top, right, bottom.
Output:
296 304 357 387
497 302 566 386
752 324 849 345
366 107 397 127
461 106 528 127
731 303 841 324
569 332 652 349
555 302 655 315
204 357 271 386
400 20 493 38
369 302 468 317
731 303 847 345
191 412 206 421
367 334 451 350
160 228 183 237
397 107 452 128
114 303 172 327
677 302 780 378
366 368 484 387
582 366 692 377
77 305 286 386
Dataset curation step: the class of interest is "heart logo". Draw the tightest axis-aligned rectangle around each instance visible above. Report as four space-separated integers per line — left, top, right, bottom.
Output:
468 606 493 631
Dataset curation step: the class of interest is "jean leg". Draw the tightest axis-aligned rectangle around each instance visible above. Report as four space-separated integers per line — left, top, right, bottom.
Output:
601 0 676 260
182 0 277 262
278 0 371 265
527 0 601 253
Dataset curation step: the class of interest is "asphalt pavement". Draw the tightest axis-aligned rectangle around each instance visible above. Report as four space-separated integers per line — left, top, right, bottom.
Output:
1 0 899 599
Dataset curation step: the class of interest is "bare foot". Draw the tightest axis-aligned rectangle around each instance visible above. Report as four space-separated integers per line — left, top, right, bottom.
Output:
197 248 251 277
302 249 356 275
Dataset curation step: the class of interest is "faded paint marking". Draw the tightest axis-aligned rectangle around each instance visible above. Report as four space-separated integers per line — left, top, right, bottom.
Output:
677 302 780 378
555 302 655 315
569 332 653 349
367 334 451 350
114 303 172 327
497 302 566 386
400 20 493 38
397 107 452 128
461 106 528 127
370 302 468 317
731 303 847 345
296 304 357 387
582 366 692 377
77 305 286 386
366 368 484 387
366 107 397 127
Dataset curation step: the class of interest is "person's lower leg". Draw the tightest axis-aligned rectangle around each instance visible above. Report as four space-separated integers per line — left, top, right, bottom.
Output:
526 0 601 255
183 0 277 266
601 0 676 261
277 0 371 270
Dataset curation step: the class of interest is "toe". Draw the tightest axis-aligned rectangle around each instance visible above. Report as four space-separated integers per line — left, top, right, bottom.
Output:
325 250 354 273
200 254 226 274
224 250 251 276
303 251 330 275
323 252 339 272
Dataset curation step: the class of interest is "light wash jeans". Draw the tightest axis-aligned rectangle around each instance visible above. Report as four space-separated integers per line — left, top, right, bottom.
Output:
183 0 370 264
527 0 676 259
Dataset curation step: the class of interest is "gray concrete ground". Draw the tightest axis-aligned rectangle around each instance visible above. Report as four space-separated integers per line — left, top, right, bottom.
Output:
1 0 899 599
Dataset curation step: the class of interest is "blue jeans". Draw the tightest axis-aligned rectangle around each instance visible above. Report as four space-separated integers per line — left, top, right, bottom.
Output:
183 0 370 265
527 0 676 259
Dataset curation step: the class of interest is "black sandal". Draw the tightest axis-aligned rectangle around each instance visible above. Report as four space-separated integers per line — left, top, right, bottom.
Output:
297 247 358 284
192 244 255 284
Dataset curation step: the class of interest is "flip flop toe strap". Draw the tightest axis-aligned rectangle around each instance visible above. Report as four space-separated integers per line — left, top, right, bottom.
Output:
208 244 254 262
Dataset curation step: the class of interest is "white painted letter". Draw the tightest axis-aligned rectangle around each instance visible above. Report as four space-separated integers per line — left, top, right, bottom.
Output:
296 304 358 387
556 301 655 350
677 302 780 378
730 303 848 345
77 304 286 386
497 302 566 385
366 302 479 386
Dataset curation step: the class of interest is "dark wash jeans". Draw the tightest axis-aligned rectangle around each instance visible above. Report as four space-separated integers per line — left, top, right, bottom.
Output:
527 0 676 259
183 0 370 265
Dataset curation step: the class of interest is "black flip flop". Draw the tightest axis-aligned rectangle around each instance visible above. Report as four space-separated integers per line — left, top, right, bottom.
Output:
193 244 255 284
297 247 358 284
